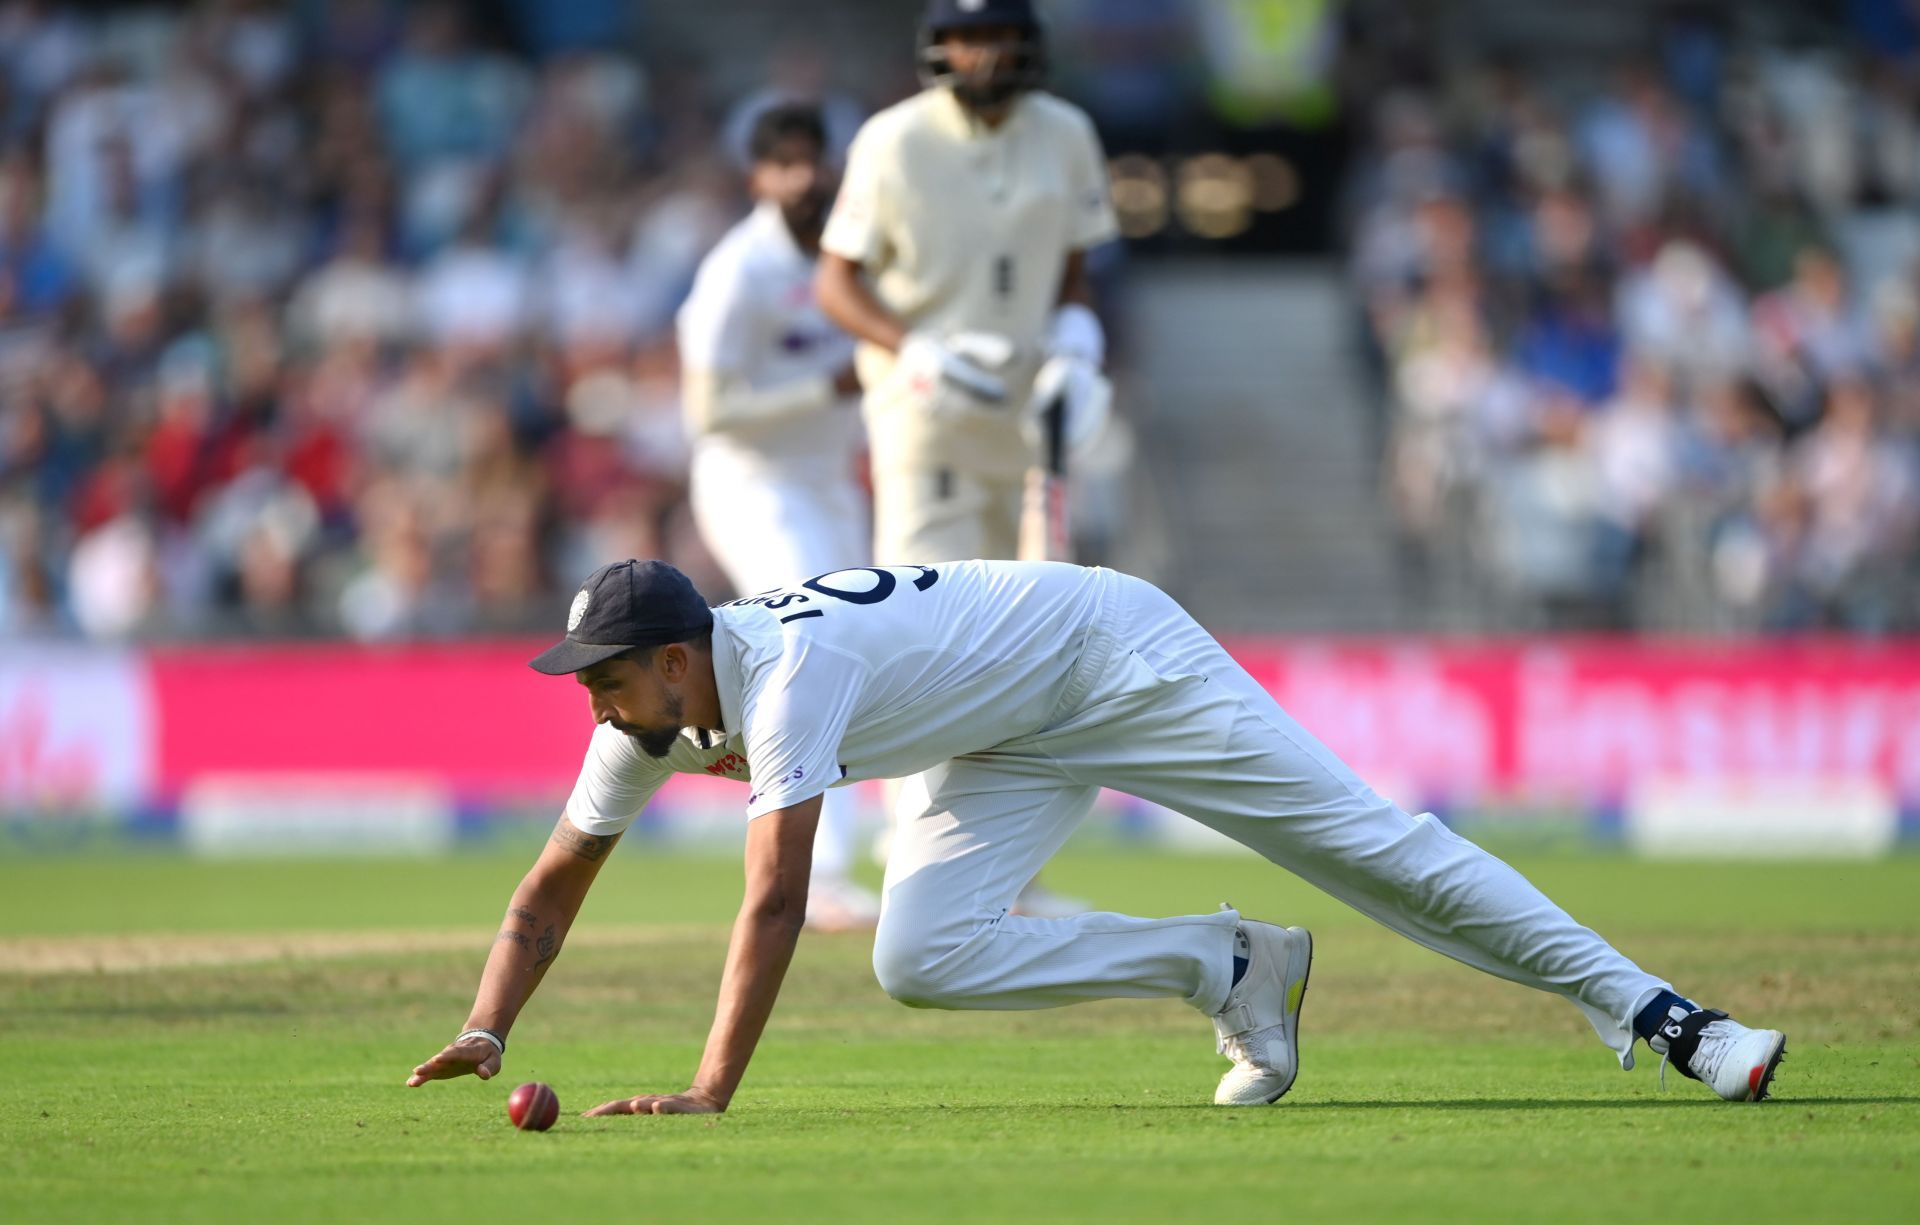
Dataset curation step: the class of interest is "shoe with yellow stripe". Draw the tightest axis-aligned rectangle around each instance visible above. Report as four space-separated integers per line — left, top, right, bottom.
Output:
1211 921 1313 1105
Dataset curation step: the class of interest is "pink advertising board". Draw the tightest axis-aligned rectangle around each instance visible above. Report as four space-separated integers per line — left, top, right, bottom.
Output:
6 637 1919 818
1226 638 1920 808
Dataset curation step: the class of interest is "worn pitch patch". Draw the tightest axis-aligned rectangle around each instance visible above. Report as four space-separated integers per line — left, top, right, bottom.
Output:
0 924 723 974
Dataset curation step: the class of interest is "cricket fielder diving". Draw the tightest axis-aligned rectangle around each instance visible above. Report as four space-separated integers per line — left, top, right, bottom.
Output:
407 558 1788 1111
814 0 1115 566
678 102 879 931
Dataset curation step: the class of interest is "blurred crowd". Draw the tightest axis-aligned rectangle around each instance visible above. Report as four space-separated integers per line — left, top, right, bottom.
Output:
1349 8 1920 631
0 0 860 641
8 0 1918 642
0 0 1301 645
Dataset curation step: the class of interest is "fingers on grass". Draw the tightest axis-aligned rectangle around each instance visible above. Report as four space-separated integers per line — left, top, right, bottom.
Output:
584 1097 647 1116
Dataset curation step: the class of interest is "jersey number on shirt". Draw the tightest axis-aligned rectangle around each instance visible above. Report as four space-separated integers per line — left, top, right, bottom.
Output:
724 565 939 624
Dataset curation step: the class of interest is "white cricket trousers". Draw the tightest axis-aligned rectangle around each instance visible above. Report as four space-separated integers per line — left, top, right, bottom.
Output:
690 451 868 878
872 570 1668 1064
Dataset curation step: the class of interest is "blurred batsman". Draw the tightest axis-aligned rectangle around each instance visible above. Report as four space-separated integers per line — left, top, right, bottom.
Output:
677 104 879 931
816 0 1116 565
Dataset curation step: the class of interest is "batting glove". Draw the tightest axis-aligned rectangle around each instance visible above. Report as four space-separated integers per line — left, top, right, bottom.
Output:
1022 353 1112 454
1046 303 1106 367
898 330 1013 405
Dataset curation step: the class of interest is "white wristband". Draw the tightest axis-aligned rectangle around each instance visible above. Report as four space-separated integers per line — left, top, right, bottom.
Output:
457 1028 506 1054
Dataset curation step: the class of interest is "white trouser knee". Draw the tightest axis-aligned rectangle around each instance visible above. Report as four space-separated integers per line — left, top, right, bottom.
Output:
871 924 970 1009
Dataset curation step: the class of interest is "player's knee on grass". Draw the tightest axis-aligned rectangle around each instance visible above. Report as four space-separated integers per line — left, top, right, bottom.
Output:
872 931 964 1009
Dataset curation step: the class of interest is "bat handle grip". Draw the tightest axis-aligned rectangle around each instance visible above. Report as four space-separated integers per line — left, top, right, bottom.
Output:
1043 394 1067 476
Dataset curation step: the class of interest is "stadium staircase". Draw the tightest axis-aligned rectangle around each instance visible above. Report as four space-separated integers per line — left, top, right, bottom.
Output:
1122 261 1403 632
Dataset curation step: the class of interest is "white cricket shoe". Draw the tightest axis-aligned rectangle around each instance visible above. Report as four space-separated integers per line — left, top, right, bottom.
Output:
1211 920 1313 1106
805 876 882 932
1646 1004 1787 1101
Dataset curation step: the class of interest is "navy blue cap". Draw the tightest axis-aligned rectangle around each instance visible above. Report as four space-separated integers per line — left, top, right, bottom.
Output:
528 560 714 676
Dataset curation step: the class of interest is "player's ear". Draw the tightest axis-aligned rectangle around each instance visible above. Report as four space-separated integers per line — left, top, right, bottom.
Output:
658 643 689 682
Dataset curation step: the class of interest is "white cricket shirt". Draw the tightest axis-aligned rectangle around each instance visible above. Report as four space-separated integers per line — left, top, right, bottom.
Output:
821 87 1117 392
563 560 1114 833
676 201 860 475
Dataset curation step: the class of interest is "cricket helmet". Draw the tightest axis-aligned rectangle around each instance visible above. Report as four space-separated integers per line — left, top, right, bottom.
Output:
917 0 1047 108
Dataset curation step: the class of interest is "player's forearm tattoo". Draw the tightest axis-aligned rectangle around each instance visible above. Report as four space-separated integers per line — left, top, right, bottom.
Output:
551 821 609 862
507 906 538 925
495 930 531 950
534 925 558 967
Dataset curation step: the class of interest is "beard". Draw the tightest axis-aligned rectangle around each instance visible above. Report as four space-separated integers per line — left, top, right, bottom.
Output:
632 726 681 758
619 692 685 758
953 76 1022 110
781 187 831 243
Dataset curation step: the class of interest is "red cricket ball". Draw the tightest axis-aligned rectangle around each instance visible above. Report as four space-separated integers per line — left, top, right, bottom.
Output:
506 1081 560 1131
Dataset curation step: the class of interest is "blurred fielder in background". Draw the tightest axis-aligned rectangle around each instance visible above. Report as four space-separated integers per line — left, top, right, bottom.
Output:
678 104 878 930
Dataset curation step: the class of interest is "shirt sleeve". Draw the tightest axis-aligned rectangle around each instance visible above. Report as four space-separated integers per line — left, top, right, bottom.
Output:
682 368 838 434
678 228 844 433
820 119 891 268
563 723 674 836
676 243 758 375
1065 109 1120 251
738 640 869 819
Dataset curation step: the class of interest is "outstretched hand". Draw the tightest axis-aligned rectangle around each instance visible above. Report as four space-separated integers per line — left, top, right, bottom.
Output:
583 1087 726 1117
406 1037 503 1087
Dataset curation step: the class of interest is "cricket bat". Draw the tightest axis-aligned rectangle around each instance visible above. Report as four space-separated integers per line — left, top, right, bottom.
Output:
1018 390 1071 562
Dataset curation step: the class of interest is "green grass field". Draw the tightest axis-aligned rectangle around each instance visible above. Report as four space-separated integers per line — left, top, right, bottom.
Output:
2 846 1916 1224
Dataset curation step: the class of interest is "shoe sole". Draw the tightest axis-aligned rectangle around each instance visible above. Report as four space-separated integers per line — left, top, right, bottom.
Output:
1259 926 1314 1105
1743 1035 1787 1102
